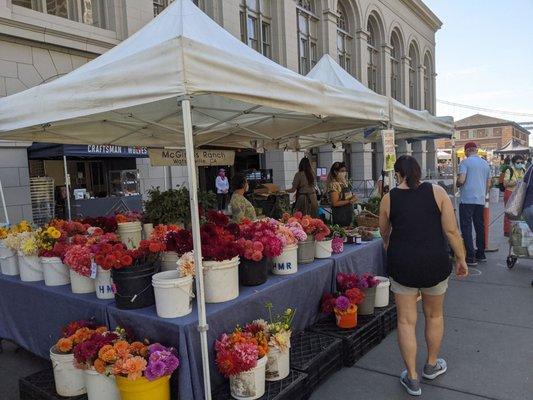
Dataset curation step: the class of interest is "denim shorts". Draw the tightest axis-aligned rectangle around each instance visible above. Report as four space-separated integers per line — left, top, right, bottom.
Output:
390 277 449 296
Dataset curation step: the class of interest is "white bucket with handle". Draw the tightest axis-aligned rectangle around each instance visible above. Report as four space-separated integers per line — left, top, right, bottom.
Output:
18 252 43 282
152 271 194 318
95 266 114 299
374 276 391 307
315 239 333 259
0 243 19 275
69 269 96 294
229 355 267 400
84 369 120 400
117 221 142 249
50 346 86 397
204 256 239 303
42 257 70 286
272 244 298 275
160 251 179 272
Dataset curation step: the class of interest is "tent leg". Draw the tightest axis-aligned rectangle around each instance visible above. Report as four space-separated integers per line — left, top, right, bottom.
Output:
63 156 72 220
180 98 212 400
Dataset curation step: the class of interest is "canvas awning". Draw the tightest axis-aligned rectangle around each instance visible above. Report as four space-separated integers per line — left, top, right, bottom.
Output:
494 139 531 154
27 143 149 159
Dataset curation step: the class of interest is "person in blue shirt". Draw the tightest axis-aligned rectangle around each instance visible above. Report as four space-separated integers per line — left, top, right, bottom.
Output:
456 142 491 266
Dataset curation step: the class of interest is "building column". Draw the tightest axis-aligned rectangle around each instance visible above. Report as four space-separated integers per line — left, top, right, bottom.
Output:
396 140 412 157
401 56 411 107
321 1 338 59
264 149 305 190
411 141 427 178
418 64 426 111
431 72 437 114
426 140 438 178
317 143 344 169
270 0 298 69
349 143 373 183
381 44 393 98
355 29 370 84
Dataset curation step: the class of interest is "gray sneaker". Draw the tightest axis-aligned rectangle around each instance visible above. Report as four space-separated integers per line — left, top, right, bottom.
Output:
423 358 447 380
400 370 421 396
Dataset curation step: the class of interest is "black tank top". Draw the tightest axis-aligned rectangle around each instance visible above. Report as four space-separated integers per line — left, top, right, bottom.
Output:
387 182 451 288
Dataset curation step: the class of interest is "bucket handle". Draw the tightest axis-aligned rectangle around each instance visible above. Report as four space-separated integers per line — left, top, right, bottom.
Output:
23 256 41 273
115 283 153 304
154 281 195 298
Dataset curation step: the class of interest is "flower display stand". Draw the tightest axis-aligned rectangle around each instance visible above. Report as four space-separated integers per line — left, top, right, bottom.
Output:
19 368 88 400
212 370 308 400
376 299 398 336
289 331 343 398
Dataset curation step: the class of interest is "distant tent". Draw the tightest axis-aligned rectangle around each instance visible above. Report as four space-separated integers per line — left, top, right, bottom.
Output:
495 139 531 155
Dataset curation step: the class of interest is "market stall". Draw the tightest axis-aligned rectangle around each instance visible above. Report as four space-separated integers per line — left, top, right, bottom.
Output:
0 1 396 399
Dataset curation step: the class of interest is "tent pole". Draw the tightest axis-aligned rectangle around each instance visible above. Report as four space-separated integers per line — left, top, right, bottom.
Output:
452 135 458 211
180 98 212 400
63 155 72 220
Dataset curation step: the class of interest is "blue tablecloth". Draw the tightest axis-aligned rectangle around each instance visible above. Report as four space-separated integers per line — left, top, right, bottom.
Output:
0 275 112 358
106 257 334 400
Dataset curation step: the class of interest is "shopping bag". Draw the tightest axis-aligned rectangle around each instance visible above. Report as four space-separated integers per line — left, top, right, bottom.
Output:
505 170 532 219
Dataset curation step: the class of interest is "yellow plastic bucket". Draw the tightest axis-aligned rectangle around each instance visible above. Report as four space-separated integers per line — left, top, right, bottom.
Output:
115 375 170 400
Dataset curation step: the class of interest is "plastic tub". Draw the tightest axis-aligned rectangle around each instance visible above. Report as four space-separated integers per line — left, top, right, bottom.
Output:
297 235 315 264
70 269 96 294
117 221 142 249
160 251 179 272
315 239 333 259
18 252 43 282
84 369 120 400
116 375 170 400
358 286 376 315
0 248 19 276
272 244 298 275
240 258 269 286
229 356 267 400
112 263 157 309
50 346 86 397
95 266 114 300
374 276 391 307
41 257 70 286
152 271 194 318
204 256 239 303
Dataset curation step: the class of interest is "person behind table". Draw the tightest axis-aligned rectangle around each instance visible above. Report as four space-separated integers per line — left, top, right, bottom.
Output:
287 157 318 216
229 173 256 223
456 142 491 266
379 155 468 397
215 168 229 211
327 161 357 226
503 155 526 236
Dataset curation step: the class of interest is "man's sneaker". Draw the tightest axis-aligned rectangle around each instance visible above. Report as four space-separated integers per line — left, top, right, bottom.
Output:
422 359 447 380
466 258 478 266
476 254 487 263
400 370 421 396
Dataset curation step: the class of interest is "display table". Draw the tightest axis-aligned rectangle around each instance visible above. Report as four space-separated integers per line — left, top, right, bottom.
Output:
0 240 385 400
0 275 112 358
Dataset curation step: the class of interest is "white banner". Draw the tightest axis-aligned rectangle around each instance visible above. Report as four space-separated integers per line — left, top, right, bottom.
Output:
381 129 396 172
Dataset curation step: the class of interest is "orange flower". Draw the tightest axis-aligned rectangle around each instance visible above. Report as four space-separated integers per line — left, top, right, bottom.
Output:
114 356 147 381
98 345 117 363
57 338 73 353
94 358 106 374
129 341 147 357
116 214 128 223
113 340 131 357
72 327 93 344
95 326 108 334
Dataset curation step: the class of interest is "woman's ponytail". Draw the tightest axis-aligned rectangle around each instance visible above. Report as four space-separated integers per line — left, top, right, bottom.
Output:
394 155 421 189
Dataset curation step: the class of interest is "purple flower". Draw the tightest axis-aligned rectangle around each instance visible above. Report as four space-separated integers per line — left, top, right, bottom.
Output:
148 343 167 354
145 360 167 381
335 296 350 312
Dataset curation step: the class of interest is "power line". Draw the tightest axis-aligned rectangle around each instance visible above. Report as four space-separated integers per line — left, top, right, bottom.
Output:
437 99 533 118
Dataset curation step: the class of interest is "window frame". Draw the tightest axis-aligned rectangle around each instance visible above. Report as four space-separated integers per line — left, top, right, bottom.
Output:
408 44 420 109
366 16 382 94
239 0 272 58
336 2 352 73
297 0 319 75
390 31 402 101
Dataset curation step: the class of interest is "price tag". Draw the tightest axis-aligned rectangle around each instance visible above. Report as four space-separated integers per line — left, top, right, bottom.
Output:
90 260 97 279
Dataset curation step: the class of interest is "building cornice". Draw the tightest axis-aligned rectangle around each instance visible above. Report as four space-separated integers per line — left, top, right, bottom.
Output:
455 122 531 136
399 0 443 32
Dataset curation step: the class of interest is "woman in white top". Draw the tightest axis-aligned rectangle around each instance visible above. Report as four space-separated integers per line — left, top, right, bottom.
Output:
215 168 230 211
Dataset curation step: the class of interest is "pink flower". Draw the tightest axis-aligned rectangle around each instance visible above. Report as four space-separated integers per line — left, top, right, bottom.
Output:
251 251 262 262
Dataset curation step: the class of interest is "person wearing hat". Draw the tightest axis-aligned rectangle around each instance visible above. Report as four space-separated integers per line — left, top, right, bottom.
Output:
215 168 229 211
456 142 491 266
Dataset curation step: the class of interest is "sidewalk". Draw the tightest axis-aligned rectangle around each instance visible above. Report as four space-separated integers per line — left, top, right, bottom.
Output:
311 201 533 400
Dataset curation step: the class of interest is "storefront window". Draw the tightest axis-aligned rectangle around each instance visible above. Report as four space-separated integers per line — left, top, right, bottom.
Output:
239 0 272 58
297 0 318 74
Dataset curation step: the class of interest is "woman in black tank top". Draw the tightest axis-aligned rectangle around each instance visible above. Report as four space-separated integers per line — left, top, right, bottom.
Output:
379 156 468 395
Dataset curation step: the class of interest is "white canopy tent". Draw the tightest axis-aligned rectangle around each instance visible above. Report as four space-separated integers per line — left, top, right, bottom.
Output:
0 1 399 398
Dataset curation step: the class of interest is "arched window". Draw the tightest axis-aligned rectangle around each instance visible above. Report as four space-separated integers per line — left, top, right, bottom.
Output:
239 0 272 58
336 2 352 72
408 42 420 109
297 0 319 74
367 14 383 93
390 30 402 102
423 52 433 113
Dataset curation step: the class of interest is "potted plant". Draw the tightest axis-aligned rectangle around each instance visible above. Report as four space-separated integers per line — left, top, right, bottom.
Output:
271 219 306 275
38 226 70 286
50 320 107 397
215 325 269 400
152 251 195 318
236 219 283 286
321 287 365 329
337 272 380 315
263 304 295 381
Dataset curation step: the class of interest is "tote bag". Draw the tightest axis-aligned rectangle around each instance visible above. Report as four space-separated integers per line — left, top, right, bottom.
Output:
505 169 532 219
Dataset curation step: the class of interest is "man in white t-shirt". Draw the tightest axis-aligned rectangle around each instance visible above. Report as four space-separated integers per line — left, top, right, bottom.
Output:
215 168 229 211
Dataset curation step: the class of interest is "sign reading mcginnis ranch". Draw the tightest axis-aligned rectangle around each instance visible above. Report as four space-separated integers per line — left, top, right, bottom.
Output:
148 148 235 167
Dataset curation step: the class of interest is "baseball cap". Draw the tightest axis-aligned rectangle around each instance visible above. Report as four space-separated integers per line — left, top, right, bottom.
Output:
464 142 478 151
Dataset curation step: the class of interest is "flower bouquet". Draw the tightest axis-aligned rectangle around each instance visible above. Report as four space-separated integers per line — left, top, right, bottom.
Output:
37 226 71 286
282 212 330 264
17 230 44 282
262 304 295 381
337 272 380 315
215 325 269 400
270 219 306 275
236 219 283 286
64 244 96 294
50 319 107 397
321 287 365 329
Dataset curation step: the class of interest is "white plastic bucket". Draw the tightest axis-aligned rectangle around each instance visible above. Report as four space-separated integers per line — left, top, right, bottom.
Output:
266 343 290 381
204 256 239 303
160 251 179 272
95 266 114 299
297 235 315 264
143 223 154 239
41 257 70 286
230 355 267 400
70 269 95 294
375 276 391 307
272 244 298 275
152 271 194 318
315 239 333 259
84 369 120 400
117 221 142 249
18 252 43 282
0 246 19 276
50 346 86 397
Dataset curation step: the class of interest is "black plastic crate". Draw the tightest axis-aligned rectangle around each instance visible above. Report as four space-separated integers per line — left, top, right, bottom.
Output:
309 313 382 367
19 368 88 400
212 370 308 400
290 331 342 397
377 302 398 336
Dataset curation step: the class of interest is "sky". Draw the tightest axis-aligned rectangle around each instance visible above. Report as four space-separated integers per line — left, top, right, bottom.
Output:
423 0 533 141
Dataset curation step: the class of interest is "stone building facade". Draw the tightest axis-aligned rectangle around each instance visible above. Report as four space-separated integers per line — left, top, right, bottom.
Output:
0 0 442 223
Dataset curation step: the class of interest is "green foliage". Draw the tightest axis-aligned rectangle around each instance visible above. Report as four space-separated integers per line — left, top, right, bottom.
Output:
328 224 347 238
363 197 381 215
144 186 217 226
